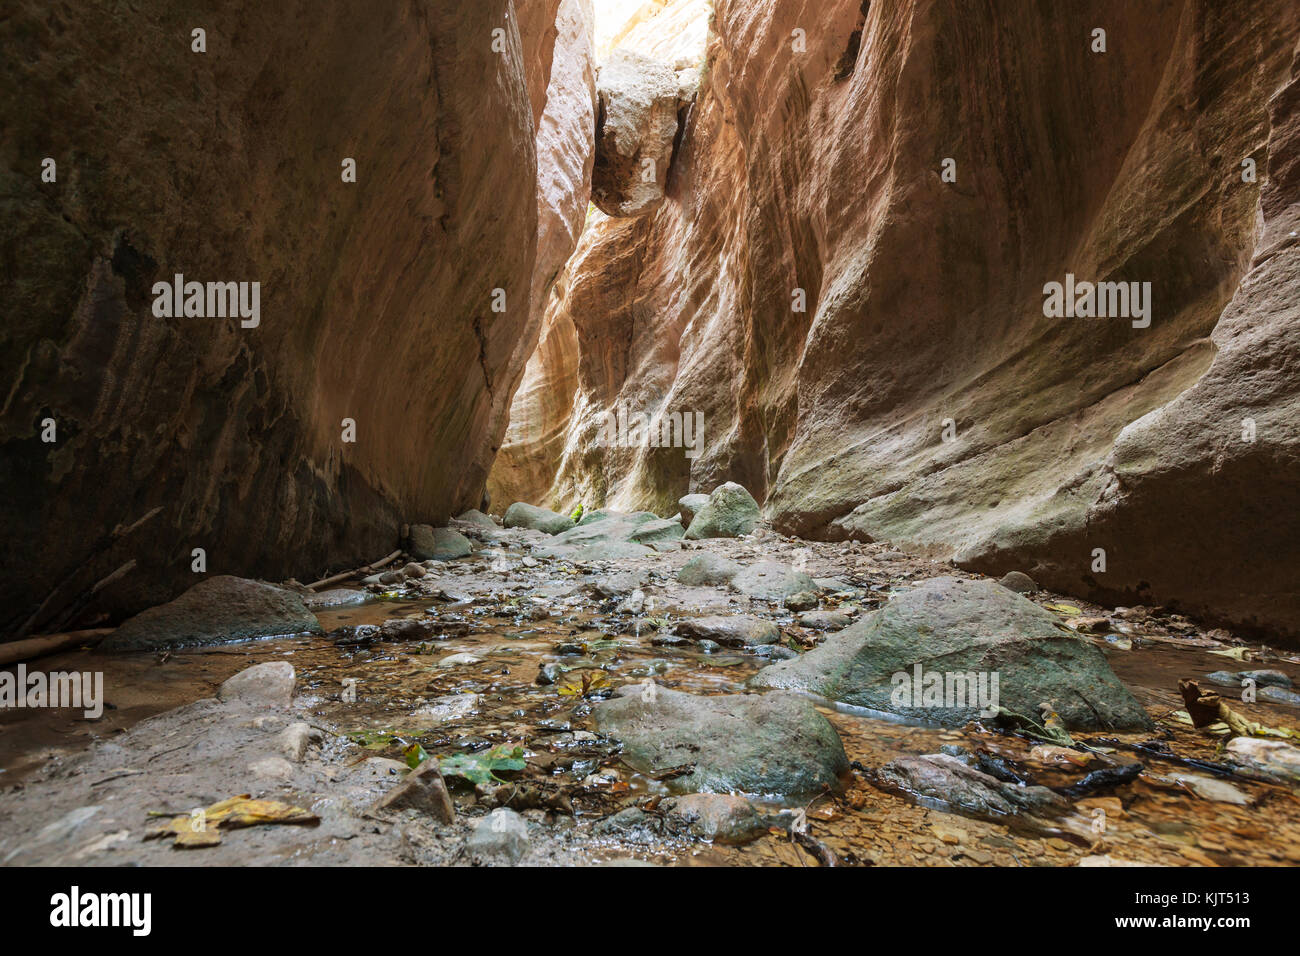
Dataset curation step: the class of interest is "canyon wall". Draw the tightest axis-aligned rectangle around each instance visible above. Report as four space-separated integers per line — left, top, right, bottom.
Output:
492 0 1300 640
0 0 594 632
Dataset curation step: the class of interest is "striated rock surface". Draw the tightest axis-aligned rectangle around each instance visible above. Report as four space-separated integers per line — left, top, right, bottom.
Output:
0 0 594 632
492 0 1300 641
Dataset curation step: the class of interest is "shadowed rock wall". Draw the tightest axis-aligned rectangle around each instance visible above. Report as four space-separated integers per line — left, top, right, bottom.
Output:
0 0 593 631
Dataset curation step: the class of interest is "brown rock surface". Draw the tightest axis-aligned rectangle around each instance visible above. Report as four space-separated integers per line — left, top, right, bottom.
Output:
0 1 593 630
493 0 1300 640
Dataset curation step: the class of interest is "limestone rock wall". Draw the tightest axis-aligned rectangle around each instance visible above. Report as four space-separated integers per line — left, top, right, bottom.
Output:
492 0 1300 640
0 0 593 631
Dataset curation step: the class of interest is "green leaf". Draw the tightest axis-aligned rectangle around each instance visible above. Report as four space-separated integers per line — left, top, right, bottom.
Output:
404 743 430 769
438 745 526 787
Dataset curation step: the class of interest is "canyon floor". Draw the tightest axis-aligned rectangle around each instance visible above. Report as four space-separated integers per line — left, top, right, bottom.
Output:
2 508 1299 868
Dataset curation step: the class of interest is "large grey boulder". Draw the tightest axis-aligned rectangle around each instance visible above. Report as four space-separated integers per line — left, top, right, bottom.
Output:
102 576 321 651
751 576 1152 730
684 482 762 540
409 524 471 560
592 686 848 799
729 561 818 603
592 50 681 217
504 502 576 535
677 552 741 586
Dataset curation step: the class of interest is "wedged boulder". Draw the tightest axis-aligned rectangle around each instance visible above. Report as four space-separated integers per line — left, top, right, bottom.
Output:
678 494 710 527
675 615 780 647
684 482 761 540
102 576 321 651
591 49 681 217
729 561 817 603
750 576 1151 731
409 525 472 561
677 552 741 586
504 502 576 534
592 685 848 799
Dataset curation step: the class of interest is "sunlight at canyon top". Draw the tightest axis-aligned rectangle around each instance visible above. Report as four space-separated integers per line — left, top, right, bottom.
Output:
592 0 710 64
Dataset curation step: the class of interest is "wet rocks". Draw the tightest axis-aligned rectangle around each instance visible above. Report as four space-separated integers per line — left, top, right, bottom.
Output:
467 808 529 863
676 552 741 586
591 49 681 217
592 685 848 799
674 615 780 647
729 562 818 603
375 761 456 823
1241 669 1293 689
684 482 762 540
303 588 368 609
660 794 766 844
219 662 296 707
1260 686 1300 708
797 609 852 631
409 525 472 561
750 576 1152 730
1225 738 1300 784
101 576 322 651
504 502 576 535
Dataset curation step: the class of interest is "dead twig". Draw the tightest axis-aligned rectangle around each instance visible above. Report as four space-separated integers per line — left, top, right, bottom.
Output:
307 550 403 590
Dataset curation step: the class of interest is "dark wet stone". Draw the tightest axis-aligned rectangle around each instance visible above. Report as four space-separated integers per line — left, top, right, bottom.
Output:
102 575 322 651
675 615 780 647
592 685 848 799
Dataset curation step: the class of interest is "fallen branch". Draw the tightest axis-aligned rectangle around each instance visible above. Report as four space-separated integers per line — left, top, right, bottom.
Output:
0 628 115 667
307 550 403 590
791 828 841 867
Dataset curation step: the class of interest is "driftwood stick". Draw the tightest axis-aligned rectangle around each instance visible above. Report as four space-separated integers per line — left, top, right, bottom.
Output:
307 550 403 590
15 507 161 638
45 559 137 635
0 628 115 667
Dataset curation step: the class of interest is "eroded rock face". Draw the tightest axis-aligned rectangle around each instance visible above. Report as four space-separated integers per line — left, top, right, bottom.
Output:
0 0 594 631
493 0 1300 641
591 49 682 217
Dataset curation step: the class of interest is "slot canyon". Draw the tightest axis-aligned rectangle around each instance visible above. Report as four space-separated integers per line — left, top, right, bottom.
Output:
2 0 1300 875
